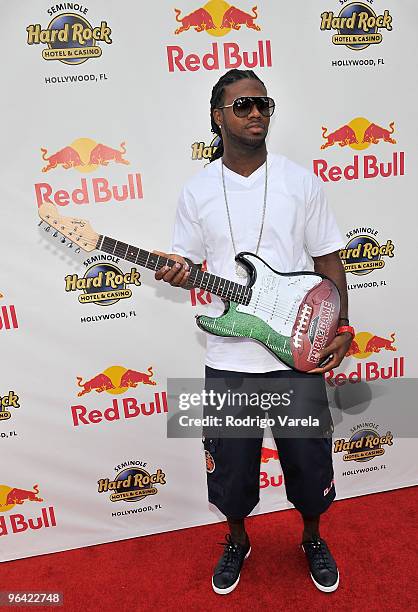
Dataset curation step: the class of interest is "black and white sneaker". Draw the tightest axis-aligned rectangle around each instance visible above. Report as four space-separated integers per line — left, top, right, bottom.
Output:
212 534 251 595
302 537 339 592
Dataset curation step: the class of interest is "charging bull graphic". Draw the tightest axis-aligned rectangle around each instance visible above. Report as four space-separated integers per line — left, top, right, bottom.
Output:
362 122 396 145
41 146 84 172
346 332 397 358
221 5 260 31
6 484 43 506
88 142 130 166
321 120 396 150
365 333 396 353
174 7 216 34
321 125 358 150
77 366 157 396
174 3 260 35
77 373 116 396
40 139 130 173
120 367 156 388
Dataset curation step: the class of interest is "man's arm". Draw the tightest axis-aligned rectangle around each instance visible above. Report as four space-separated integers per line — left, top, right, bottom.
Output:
308 250 353 374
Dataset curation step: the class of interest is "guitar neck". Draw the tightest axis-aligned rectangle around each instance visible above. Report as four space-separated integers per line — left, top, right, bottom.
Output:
97 235 251 305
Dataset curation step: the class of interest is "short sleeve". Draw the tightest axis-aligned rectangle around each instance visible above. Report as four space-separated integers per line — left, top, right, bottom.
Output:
304 178 345 257
171 187 206 263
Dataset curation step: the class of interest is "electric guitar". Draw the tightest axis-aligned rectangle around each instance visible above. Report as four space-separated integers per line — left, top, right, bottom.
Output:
38 203 340 372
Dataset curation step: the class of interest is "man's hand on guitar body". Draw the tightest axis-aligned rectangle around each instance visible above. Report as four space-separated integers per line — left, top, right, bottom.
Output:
153 250 191 288
308 332 353 375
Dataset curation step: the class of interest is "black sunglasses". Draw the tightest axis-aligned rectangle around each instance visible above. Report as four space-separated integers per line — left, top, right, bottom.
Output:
218 96 275 118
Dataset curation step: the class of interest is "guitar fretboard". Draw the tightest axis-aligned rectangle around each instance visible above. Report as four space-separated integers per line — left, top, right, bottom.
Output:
97 235 252 305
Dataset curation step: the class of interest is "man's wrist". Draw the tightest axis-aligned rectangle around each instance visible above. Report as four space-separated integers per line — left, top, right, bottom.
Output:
336 325 355 338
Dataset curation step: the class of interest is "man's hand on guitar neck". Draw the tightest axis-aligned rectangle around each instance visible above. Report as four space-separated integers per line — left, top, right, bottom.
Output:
153 250 191 288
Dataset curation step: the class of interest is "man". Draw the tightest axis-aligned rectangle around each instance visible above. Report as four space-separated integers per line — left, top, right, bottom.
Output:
154 69 353 594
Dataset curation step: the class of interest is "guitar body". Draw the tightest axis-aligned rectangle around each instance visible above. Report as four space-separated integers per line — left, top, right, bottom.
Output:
196 253 340 372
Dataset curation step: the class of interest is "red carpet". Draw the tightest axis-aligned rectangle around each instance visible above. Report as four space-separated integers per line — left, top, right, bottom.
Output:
1 487 417 611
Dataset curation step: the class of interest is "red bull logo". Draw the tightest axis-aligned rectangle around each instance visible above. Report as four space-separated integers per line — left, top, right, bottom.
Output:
71 365 168 427
320 119 396 150
0 391 20 422
326 330 405 387
36 139 142 208
167 1 271 72
260 446 279 463
260 446 282 489
0 483 56 536
320 3 392 51
174 1 260 36
346 331 397 359
3 484 43 509
27 10 112 65
77 366 157 397
0 484 56 537
313 117 405 182
340 228 395 276
40 138 130 174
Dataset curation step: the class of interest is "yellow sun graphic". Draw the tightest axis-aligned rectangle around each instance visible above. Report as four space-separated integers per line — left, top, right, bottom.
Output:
70 138 99 173
102 365 129 395
347 117 373 151
204 0 231 37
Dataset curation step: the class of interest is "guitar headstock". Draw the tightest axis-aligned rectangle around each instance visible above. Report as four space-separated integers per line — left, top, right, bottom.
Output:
38 203 99 253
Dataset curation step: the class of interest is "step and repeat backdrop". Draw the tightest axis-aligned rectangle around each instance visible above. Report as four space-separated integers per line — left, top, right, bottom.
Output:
1 1 417 561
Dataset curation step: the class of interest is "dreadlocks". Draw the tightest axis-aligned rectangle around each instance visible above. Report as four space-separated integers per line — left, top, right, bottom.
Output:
209 69 265 163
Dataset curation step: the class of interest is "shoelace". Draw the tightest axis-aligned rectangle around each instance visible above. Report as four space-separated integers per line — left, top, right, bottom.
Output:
307 540 334 571
216 535 245 572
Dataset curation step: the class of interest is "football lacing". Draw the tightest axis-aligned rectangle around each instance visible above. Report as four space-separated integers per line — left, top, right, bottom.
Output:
293 304 312 348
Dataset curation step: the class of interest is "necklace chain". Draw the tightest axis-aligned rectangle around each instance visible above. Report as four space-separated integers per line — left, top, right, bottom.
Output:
221 159 268 272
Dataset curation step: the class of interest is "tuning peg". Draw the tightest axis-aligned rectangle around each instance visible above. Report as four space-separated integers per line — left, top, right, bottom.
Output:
38 220 43 227
75 247 81 254
53 231 58 237
67 242 73 249
60 237 66 244
45 226 50 233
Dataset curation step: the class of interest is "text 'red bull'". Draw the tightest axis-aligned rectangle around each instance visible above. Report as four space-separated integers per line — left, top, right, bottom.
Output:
167 41 272 72
35 174 143 207
0 507 56 537
71 391 168 427
314 152 405 182
326 357 405 387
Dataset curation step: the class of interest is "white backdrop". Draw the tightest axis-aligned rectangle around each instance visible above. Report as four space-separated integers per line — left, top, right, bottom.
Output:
1 0 417 562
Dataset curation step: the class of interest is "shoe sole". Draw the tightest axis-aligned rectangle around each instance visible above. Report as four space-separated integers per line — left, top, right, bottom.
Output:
212 546 251 595
301 544 339 593
309 568 339 593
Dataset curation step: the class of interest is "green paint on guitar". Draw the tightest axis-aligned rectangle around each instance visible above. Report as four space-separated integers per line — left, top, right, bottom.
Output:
196 301 295 367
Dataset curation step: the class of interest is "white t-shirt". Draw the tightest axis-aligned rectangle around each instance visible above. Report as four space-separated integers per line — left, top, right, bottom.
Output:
171 153 344 373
